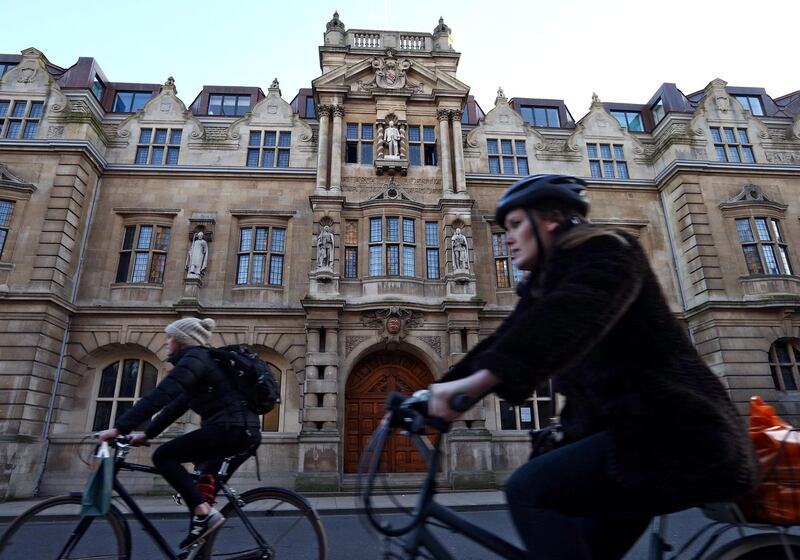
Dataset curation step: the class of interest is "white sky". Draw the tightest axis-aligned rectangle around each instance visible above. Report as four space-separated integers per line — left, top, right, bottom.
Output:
3 0 798 120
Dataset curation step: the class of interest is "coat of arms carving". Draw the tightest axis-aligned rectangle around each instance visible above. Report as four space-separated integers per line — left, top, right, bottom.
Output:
358 52 420 92
361 306 424 341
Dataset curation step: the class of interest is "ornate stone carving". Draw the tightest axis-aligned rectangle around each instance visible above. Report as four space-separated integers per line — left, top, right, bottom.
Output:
715 96 731 113
450 109 463 121
360 307 425 341
358 53 413 91
332 105 346 118
185 232 208 278
765 151 800 164
436 108 450 122
326 11 345 31
383 120 401 158
46 126 64 139
452 228 469 271
345 335 368 355
727 184 770 203
16 67 36 84
418 335 442 357
317 104 332 118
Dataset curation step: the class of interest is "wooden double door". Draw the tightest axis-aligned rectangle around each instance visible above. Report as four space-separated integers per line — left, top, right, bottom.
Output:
344 351 434 473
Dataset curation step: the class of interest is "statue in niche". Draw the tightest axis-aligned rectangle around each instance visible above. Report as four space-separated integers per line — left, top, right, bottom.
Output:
316 225 334 269
452 228 469 271
384 120 401 158
185 231 208 278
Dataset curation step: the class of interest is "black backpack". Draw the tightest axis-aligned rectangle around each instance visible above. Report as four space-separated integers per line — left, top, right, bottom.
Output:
209 345 279 414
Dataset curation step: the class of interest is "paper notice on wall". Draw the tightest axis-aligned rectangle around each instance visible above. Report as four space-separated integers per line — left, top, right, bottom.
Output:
520 407 532 423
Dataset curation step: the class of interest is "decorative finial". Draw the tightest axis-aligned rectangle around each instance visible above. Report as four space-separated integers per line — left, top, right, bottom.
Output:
165 76 175 87
591 92 600 104
433 16 451 34
326 10 345 31
270 78 279 89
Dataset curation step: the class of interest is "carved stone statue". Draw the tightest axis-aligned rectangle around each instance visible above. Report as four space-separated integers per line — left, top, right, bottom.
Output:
185 231 208 278
384 120 400 158
452 228 469 271
316 225 334 269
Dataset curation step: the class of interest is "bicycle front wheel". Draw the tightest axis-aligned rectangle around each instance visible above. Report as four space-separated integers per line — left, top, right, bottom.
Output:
0 494 129 559
206 486 327 560
706 533 800 559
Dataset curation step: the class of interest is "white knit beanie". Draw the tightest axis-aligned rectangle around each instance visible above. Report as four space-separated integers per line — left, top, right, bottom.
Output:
165 317 216 347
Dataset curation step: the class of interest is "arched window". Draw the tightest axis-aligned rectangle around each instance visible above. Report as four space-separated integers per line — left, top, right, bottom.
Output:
261 362 283 432
91 359 159 431
769 339 800 391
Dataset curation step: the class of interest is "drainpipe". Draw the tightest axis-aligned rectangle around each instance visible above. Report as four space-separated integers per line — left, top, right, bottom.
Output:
34 176 102 496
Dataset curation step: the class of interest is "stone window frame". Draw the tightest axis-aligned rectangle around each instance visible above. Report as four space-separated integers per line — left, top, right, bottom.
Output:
246 129 292 168
768 339 800 392
407 124 437 166
425 220 441 280
234 224 287 286
367 214 418 278
89 357 163 432
0 167 36 265
487 138 528 175
112 209 178 288
710 126 755 164
496 379 556 431
719 200 794 279
0 98 45 140
490 228 524 290
587 142 629 179
229 211 293 290
135 127 182 166
344 122 374 165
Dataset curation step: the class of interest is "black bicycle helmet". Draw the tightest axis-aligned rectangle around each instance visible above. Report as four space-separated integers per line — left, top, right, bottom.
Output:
495 174 589 226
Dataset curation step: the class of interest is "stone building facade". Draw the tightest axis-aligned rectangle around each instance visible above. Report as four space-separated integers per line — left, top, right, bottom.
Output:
1 13 800 498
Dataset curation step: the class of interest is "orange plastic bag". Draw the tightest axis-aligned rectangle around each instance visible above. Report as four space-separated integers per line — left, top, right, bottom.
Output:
740 396 800 524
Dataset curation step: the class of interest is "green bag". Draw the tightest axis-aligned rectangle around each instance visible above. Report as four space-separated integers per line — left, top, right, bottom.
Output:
80 441 113 517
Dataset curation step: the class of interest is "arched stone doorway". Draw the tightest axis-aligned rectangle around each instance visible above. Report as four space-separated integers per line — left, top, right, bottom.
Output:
344 350 434 473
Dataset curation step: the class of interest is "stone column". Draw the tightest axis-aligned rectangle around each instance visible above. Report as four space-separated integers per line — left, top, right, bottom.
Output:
437 109 453 195
315 105 331 192
375 121 385 160
450 110 467 193
321 329 339 430
329 105 345 193
303 329 321 430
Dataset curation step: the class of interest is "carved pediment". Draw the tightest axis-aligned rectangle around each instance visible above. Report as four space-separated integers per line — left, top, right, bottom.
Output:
367 176 415 201
0 48 57 94
719 183 788 212
0 164 36 194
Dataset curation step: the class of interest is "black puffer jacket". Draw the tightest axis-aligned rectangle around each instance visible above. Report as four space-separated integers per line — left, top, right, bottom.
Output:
441 226 757 510
115 346 260 439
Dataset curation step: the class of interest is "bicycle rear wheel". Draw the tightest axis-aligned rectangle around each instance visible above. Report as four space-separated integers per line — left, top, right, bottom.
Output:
0 494 129 559
205 487 327 559
706 533 800 559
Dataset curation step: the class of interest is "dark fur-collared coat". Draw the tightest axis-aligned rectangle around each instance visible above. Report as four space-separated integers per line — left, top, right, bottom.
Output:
441 226 757 509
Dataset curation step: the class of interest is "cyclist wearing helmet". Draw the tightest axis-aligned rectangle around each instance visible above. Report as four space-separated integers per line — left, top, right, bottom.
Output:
428 175 757 559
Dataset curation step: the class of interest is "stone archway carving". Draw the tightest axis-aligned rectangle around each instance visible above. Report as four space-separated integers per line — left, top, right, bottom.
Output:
344 350 434 473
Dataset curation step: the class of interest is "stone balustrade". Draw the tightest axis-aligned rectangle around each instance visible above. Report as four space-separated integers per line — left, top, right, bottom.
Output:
348 30 433 51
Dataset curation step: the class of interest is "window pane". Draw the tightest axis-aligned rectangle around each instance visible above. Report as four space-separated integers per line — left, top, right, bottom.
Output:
0 101 8 117
221 95 236 116
236 255 249 284
590 161 602 178
345 247 358 278
387 217 399 242
168 130 181 145
360 142 373 164
403 246 415 276
28 102 44 119
723 128 736 143
264 131 276 146
141 362 157 395
728 146 741 163
137 226 153 249
492 232 507 257
603 161 615 178
251 254 266 283
5 121 21 138
347 123 358 140
499 401 517 430
754 219 771 241
738 129 750 143
131 253 149 282
0 200 10 227
502 157 515 175
710 128 722 143
135 147 149 165
239 228 252 252
246 148 260 166
586 144 598 158
736 219 754 242
546 108 560 127
21 121 37 139
369 246 382 276
154 226 170 251
512 262 524 284
425 144 437 165
387 245 400 275
515 140 526 155
208 95 223 115
249 131 261 146
628 113 644 132
742 147 755 163
500 140 513 155
533 107 547 127
131 92 151 111
261 150 275 167
782 366 797 391
115 252 131 283
742 245 763 274
616 162 629 179
278 132 291 147
166 147 179 165
613 145 625 160
305 97 316 118
254 227 268 251
277 149 290 167
271 228 285 253
600 144 612 159
426 248 440 279
149 146 164 165
408 126 420 142
425 222 439 246
114 402 133 426
235 95 250 115
495 259 510 288
771 220 784 243
409 144 421 166
779 247 793 275
517 158 529 175
489 156 500 174
370 218 382 242
11 102 26 118
345 221 358 245
98 363 119 398
361 125 373 140
763 245 780 275
119 359 139 398
148 253 166 283
423 127 435 143
153 129 167 144
92 401 113 432
715 146 728 162
403 218 415 243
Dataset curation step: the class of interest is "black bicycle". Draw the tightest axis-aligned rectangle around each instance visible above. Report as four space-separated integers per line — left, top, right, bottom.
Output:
360 391 800 560
0 435 327 559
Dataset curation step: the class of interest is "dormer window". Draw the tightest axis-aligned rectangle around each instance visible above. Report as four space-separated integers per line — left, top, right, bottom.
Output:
520 106 560 128
733 95 764 116
208 94 251 116
113 91 152 113
651 98 665 125
304 97 316 119
610 110 644 132
91 75 105 102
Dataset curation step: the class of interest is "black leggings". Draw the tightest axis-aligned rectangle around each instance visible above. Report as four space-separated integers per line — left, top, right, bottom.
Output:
505 431 655 560
152 425 261 510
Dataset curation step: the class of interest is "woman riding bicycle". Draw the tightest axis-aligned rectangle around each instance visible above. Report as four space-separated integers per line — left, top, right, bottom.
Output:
428 174 758 559
98 317 261 550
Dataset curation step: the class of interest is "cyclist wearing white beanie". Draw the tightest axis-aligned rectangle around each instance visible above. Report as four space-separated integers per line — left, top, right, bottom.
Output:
98 317 261 550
